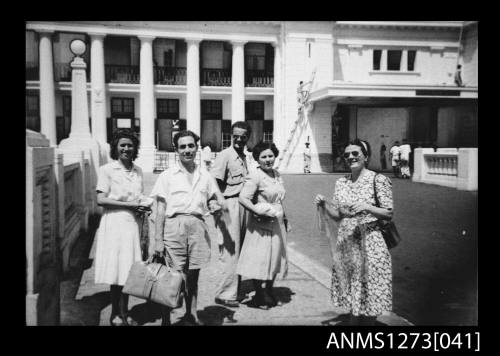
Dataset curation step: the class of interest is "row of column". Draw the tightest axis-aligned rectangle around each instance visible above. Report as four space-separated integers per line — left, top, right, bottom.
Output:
35 31 280 153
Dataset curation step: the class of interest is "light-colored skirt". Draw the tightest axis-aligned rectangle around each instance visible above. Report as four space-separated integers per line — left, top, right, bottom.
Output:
94 209 142 286
236 217 286 281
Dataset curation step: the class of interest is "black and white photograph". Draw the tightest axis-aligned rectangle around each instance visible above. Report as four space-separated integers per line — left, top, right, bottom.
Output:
25 21 477 338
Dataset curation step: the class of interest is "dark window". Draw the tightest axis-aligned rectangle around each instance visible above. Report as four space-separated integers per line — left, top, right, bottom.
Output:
26 94 40 132
157 99 179 119
387 50 402 71
407 50 417 71
201 100 222 120
373 50 382 70
111 98 135 117
245 101 264 120
57 96 72 143
164 50 173 67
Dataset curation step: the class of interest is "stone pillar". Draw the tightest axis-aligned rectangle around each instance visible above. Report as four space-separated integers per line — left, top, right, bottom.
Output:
59 40 101 215
401 50 408 71
38 31 57 146
89 33 110 163
381 50 388 71
186 38 201 135
136 35 156 172
231 40 247 124
457 148 478 191
272 42 283 149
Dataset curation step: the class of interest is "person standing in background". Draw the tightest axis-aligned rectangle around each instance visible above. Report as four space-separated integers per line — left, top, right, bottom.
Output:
380 143 387 171
304 142 311 173
389 141 401 178
210 121 252 308
399 139 412 179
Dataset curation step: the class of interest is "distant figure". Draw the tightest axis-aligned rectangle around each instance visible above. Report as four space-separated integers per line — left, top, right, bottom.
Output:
380 143 387 170
201 143 213 171
389 141 401 178
304 142 311 173
454 65 464 87
399 139 412 179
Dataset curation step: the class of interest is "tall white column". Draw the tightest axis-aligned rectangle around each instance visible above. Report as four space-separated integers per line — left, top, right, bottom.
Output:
186 38 201 135
272 42 283 149
59 40 101 215
231 40 246 124
89 33 108 145
136 35 156 172
38 31 57 146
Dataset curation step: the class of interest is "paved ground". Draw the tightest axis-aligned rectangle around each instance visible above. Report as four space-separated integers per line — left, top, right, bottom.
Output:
61 172 477 326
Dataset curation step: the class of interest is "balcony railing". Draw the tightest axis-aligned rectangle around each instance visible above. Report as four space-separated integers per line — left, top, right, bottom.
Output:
245 70 274 87
425 153 458 177
54 63 90 82
26 62 39 81
105 65 140 84
201 68 231 86
154 66 186 85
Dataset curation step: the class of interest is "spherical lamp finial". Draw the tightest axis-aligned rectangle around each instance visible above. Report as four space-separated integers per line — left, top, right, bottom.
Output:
70 39 86 57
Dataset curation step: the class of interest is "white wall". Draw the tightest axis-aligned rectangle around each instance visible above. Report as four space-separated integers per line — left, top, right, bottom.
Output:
462 24 478 87
334 26 461 86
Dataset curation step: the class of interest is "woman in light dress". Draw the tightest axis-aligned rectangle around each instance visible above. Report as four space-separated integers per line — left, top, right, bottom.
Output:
94 129 152 326
315 139 394 325
237 141 289 309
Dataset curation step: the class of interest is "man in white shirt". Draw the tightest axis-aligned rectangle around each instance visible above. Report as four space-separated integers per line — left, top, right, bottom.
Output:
151 130 226 325
399 139 412 179
389 141 401 178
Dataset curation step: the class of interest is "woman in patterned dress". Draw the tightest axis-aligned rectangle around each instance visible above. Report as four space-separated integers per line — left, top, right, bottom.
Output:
314 139 394 325
237 141 289 309
94 129 152 326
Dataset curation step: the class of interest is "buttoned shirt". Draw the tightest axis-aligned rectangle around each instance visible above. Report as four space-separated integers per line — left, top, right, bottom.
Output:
150 162 219 217
96 160 144 202
211 146 249 198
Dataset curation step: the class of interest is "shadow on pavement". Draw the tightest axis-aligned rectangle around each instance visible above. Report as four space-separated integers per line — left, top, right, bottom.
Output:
74 291 111 326
198 305 237 325
129 301 163 325
321 313 388 326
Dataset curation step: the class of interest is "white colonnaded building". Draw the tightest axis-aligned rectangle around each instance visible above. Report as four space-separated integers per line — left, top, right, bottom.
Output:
26 21 478 173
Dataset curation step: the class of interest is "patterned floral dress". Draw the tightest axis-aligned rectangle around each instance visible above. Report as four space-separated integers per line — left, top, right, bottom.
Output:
330 169 393 316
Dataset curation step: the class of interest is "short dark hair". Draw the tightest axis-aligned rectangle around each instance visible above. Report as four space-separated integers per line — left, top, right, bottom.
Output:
231 121 252 136
348 138 371 158
173 130 200 148
252 141 279 161
110 129 139 161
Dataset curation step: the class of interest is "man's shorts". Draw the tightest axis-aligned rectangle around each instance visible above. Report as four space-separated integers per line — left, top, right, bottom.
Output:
163 214 211 271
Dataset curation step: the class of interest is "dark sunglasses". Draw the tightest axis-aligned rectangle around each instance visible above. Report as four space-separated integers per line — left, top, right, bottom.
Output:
233 134 248 140
343 151 362 159
178 143 196 149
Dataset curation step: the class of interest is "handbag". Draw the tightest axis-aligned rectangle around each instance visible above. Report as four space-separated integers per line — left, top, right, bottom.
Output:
123 253 184 308
373 174 401 249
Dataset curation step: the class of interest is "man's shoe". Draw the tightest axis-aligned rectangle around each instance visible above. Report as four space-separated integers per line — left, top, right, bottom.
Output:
215 298 240 308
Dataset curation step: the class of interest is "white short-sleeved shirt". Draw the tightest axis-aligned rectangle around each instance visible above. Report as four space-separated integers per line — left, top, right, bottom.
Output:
96 160 144 202
399 144 411 161
211 146 249 198
150 162 219 217
389 146 401 165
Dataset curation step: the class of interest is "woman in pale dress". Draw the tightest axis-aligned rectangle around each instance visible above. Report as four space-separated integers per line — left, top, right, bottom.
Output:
94 129 152 326
237 141 289 309
314 139 394 325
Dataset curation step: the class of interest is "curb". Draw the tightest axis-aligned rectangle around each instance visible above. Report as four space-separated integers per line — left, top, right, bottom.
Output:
287 245 414 326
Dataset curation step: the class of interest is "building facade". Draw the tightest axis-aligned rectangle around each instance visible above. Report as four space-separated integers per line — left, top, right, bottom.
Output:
25 21 478 173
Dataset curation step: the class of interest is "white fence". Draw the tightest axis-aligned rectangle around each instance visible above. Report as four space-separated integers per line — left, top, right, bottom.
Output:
26 130 98 325
413 148 478 191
